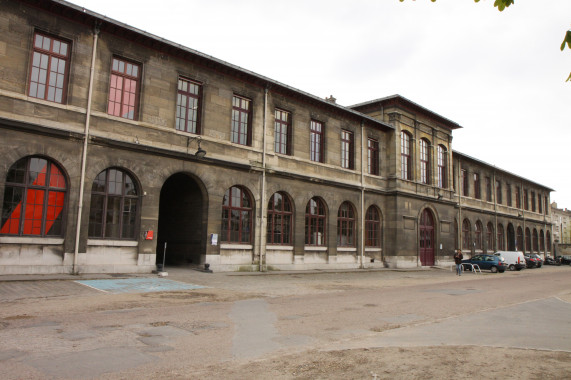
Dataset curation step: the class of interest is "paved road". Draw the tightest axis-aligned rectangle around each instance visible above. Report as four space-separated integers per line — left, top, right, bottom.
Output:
1 266 570 379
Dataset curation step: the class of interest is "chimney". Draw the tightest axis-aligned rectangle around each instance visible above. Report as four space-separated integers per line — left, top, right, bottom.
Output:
325 95 336 104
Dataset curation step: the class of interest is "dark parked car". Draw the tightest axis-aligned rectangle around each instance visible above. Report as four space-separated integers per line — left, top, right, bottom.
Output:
462 254 507 273
524 254 543 268
559 255 571 265
544 256 561 266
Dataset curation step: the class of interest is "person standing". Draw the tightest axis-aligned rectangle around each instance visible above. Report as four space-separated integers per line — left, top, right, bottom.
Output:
454 249 463 276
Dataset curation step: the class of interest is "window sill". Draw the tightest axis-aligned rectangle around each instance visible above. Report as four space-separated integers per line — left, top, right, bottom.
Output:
87 239 138 247
365 247 382 252
0 237 64 245
304 246 327 252
266 245 294 251
220 244 253 250
337 247 356 252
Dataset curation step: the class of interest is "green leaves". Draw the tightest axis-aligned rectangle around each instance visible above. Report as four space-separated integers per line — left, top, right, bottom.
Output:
561 30 571 51
474 0 514 11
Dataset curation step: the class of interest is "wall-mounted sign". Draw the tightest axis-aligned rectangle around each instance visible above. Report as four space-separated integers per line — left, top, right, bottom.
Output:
210 233 218 246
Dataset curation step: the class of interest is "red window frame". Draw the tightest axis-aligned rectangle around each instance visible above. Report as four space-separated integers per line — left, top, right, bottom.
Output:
305 197 326 246
267 192 293 245
176 77 202 134
221 186 252 244
88 168 139 240
437 145 446 188
365 206 381 247
473 173 481 199
274 109 291 155
368 138 379 176
341 130 354 169
515 186 521 208
401 131 411 180
419 139 430 184
231 95 252 146
461 170 469 197
108 57 140 120
337 201 356 247
531 191 536 212
506 184 512 207
310 120 324 163
1 156 67 237
28 32 71 104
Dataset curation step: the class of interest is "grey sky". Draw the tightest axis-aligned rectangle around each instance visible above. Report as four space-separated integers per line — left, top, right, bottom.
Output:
71 0 571 208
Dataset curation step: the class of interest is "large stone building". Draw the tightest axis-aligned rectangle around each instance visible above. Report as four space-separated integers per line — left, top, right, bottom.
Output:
551 203 571 245
0 0 554 274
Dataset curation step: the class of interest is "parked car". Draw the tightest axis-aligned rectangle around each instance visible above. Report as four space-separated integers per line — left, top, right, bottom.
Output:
462 254 507 273
544 256 561 266
524 254 543 268
559 255 571 265
494 251 526 271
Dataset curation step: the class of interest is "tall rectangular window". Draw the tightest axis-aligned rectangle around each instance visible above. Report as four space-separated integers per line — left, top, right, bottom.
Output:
516 186 521 208
231 95 251 145
274 109 291 155
176 77 201 134
310 120 324 163
420 139 430 184
486 177 492 202
473 173 481 199
401 131 411 180
506 184 512 207
524 189 529 210
437 145 447 188
341 130 354 169
368 138 379 176
461 169 468 197
538 193 543 214
545 196 549 214
29 32 70 104
496 180 502 204
108 57 140 120
531 191 536 212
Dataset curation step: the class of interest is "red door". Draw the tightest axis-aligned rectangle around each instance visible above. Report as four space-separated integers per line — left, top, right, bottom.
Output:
420 209 435 266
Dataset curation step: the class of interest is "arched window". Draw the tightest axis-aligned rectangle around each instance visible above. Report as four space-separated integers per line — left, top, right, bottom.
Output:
437 145 447 188
267 192 293 245
486 222 494 252
305 197 326 246
365 206 381 248
532 228 538 252
420 138 430 184
1 156 67 237
540 230 545 252
337 201 356 247
497 224 505 251
475 221 483 250
462 219 471 250
221 186 252 243
88 168 139 239
525 227 531 252
516 226 524 251
400 131 412 180
546 231 552 251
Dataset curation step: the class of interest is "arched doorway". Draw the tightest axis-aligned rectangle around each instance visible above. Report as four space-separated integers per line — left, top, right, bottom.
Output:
156 173 207 267
419 208 435 266
507 223 516 251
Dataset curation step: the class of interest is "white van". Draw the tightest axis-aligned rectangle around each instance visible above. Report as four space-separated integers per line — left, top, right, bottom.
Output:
494 251 526 271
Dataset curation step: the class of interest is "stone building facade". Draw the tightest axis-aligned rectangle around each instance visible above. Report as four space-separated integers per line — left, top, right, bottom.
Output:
551 203 571 245
0 0 554 274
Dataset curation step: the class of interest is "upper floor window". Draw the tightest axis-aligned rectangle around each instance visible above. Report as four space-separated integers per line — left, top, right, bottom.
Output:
524 189 529 210
310 120 324 163
88 168 139 240
545 196 549 215
538 194 543 214
231 95 252 146
221 186 252 243
486 177 492 202
274 109 291 155
267 192 292 245
496 180 502 204
419 139 430 184
461 169 469 197
515 186 521 208
305 197 326 246
176 77 202 134
341 130 354 169
337 201 356 247
108 57 140 120
365 206 381 247
531 191 536 212
473 173 481 199
1 156 67 237
437 145 447 188
400 131 411 180
506 184 512 207
368 138 379 176
29 32 70 104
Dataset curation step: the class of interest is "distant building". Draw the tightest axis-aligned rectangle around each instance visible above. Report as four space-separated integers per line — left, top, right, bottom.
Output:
551 203 571 244
0 0 554 274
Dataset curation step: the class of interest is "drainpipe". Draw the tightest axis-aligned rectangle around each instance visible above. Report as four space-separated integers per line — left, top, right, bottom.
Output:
360 120 365 269
73 24 99 274
259 87 268 272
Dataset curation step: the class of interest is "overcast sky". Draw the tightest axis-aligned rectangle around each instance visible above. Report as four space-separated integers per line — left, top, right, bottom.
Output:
71 0 571 209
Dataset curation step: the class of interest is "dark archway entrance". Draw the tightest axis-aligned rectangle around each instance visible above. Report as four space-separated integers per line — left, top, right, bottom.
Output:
419 208 435 266
156 173 206 267
507 223 516 251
